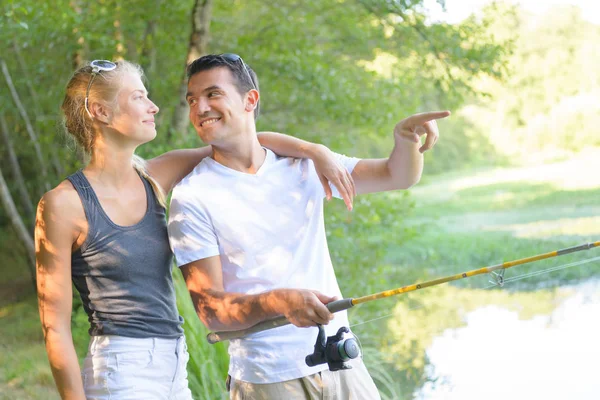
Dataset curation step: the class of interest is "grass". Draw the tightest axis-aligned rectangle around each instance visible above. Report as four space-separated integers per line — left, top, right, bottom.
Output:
0 298 59 400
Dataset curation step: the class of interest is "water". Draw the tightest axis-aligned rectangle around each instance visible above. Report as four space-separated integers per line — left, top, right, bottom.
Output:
415 279 600 400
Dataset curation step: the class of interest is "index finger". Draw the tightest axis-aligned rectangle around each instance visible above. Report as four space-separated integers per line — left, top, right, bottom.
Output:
408 110 451 125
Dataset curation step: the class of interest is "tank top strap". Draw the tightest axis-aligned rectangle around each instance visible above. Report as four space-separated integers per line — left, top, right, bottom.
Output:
67 169 93 196
67 170 103 253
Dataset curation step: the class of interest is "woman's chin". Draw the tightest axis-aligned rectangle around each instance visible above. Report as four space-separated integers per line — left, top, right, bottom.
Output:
140 127 157 143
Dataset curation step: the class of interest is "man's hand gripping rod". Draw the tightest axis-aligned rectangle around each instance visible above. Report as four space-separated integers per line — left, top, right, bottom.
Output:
207 298 355 344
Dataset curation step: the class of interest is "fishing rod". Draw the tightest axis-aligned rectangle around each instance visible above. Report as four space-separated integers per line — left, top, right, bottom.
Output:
207 241 600 345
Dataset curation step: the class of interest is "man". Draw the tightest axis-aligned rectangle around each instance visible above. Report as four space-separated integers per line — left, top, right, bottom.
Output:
167 53 450 399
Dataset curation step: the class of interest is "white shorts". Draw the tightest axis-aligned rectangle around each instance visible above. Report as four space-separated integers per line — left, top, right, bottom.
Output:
82 335 193 400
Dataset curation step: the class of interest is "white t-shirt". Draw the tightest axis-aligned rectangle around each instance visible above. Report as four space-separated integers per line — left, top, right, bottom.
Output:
168 148 361 383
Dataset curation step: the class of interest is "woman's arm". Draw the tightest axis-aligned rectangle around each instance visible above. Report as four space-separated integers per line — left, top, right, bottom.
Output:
257 132 356 210
35 184 86 400
146 147 213 194
145 133 355 209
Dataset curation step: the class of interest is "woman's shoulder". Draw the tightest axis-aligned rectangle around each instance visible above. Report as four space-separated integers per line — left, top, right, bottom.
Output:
38 179 85 222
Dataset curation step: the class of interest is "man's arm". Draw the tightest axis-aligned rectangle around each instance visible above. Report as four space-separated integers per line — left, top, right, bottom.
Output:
350 111 451 194
180 256 335 332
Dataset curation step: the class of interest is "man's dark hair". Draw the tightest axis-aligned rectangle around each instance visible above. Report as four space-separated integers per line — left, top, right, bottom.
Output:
187 54 260 119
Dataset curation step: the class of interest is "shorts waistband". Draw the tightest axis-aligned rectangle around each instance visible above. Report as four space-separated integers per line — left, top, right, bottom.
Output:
89 335 185 354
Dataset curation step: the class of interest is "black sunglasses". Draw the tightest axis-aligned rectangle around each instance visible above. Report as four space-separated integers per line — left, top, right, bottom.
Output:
220 53 256 90
85 60 117 117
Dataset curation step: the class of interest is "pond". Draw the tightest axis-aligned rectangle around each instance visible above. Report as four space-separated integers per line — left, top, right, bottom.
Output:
415 278 600 400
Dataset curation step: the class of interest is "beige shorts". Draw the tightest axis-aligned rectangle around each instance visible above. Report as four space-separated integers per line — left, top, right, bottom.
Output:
228 359 381 400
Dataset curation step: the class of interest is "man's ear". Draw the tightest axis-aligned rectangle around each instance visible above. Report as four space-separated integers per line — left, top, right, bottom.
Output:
245 89 259 113
89 101 111 123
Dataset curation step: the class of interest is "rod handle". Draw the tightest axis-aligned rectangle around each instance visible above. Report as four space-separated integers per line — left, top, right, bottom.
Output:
206 298 354 344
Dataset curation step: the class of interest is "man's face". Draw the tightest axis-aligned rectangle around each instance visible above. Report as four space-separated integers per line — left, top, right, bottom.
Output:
186 67 249 145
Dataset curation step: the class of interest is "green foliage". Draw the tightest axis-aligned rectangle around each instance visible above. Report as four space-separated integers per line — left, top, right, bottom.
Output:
325 191 417 297
204 0 511 160
458 5 600 161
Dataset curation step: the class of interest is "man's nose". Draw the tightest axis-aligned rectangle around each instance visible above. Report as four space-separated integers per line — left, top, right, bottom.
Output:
194 98 210 114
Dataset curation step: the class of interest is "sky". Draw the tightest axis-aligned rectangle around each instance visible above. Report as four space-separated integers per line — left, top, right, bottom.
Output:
423 0 600 25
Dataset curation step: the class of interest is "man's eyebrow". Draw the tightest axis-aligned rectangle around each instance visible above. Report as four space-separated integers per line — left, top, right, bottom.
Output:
186 85 222 98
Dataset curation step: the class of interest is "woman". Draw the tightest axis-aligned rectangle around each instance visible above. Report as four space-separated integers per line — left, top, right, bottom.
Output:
35 59 355 399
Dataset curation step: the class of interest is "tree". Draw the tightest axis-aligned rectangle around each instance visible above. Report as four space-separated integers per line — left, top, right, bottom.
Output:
0 167 35 287
168 0 213 141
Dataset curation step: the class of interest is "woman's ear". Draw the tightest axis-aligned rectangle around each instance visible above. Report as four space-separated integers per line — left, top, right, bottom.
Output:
89 101 111 123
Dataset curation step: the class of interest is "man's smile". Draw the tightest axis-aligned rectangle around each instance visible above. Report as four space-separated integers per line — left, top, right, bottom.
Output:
199 117 221 127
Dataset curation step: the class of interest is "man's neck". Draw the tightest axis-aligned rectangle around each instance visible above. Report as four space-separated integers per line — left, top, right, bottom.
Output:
211 134 266 174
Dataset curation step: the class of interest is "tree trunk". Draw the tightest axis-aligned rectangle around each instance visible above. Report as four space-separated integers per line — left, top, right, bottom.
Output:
70 0 87 69
11 39 42 112
127 36 138 62
0 167 36 287
141 4 159 78
0 113 35 219
167 0 213 140
11 40 65 177
0 59 51 191
113 1 126 60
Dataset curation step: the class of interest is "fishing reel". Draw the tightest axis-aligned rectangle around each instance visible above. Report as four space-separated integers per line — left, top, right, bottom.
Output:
305 325 360 371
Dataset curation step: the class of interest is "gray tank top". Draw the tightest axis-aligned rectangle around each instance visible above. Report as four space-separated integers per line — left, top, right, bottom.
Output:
68 170 183 338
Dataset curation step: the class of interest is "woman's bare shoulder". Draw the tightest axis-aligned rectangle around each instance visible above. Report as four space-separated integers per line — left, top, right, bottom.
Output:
37 179 85 223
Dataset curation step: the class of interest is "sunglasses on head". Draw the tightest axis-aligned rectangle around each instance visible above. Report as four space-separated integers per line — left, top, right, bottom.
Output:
85 60 117 117
220 53 256 90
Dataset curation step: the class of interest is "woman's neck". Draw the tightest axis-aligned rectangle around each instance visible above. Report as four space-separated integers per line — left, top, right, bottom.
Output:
85 145 137 189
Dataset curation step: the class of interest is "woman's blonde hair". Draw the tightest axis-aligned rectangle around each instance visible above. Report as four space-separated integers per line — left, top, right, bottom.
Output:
61 60 167 207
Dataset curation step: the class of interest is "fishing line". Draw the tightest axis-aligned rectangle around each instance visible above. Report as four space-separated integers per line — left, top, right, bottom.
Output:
501 255 600 284
349 254 600 330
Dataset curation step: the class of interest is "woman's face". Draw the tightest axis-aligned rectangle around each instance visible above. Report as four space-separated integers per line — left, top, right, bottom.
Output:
106 72 159 145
